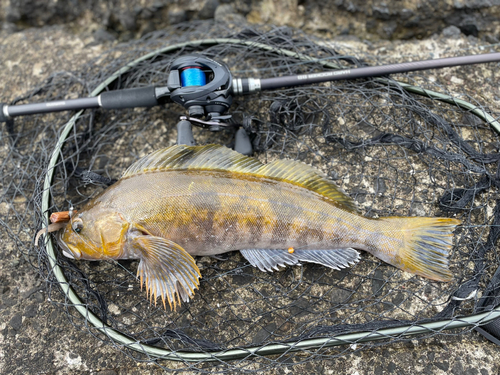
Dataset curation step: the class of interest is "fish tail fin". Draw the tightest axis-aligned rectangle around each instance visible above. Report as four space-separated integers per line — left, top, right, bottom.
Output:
373 217 461 282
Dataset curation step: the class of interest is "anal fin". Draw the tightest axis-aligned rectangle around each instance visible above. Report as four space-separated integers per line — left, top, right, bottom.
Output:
240 248 360 272
240 249 299 272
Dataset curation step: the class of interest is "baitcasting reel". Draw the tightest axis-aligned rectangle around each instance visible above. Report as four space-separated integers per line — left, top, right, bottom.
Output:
159 55 252 153
165 55 233 122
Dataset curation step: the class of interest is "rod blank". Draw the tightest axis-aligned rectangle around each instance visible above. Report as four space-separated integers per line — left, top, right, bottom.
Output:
254 52 500 91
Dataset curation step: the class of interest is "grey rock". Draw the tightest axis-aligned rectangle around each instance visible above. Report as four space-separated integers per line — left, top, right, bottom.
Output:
139 22 157 38
119 11 137 31
93 28 116 43
1 22 18 33
138 7 155 20
151 1 167 10
452 360 465 374
9 313 22 331
231 268 254 286
98 370 118 375
399 8 413 20
1 296 16 308
455 0 495 9
387 362 397 372
382 20 398 38
442 25 462 38
214 3 235 19
168 9 187 24
214 4 245 23
199 0 219 19
5 6 21 23
232 0 253 15
252 323 277 344
4 0 81 26
373 5 391 20
21 286 42 299
32 292 45 303
371 269 385 296
484 34 499 43
329 287 351 303
23 304 38 318
334 34 361 42
19 336 31 345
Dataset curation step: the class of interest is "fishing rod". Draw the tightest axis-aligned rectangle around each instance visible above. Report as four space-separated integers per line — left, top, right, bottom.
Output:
1 52 500 154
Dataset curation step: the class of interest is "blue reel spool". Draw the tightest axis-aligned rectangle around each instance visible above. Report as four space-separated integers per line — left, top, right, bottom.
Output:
180 66 206 87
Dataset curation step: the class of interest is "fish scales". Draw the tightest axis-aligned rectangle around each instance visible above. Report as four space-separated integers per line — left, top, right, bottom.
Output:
96 170 376 256
50 144 461 309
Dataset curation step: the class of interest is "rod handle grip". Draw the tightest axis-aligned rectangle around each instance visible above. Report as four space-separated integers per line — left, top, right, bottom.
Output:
100 87 158 109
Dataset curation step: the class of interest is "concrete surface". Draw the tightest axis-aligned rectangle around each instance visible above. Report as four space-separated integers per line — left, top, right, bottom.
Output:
1 19 500 375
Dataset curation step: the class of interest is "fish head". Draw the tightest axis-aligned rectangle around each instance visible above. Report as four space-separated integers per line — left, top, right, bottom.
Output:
57 207 129 261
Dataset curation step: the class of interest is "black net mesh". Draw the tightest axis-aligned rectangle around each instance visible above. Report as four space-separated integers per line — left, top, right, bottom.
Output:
2 22 500 372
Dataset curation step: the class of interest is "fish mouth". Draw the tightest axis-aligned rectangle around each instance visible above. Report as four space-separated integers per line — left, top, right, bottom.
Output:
56 231 82 260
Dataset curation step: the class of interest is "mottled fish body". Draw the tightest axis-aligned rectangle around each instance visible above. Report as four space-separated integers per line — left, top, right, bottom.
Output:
95 171 376 256
52 145 461 309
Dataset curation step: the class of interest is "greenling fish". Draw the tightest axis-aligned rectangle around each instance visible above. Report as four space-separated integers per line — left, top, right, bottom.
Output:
38 144 461 310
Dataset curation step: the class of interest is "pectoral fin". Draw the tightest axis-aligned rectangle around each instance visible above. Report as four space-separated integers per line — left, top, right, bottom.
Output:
129 233 201 310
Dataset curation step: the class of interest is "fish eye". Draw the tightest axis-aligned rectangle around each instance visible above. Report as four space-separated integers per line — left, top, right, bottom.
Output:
72 218 83 233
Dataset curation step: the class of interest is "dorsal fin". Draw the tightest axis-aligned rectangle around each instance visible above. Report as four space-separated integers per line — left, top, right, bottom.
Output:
122 144 359 213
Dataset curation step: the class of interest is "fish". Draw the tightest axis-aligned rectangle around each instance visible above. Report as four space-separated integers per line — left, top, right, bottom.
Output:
37 144 461 310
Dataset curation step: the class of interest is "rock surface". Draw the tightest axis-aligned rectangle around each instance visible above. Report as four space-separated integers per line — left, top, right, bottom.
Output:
1 0 500 41
1 3 500 375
